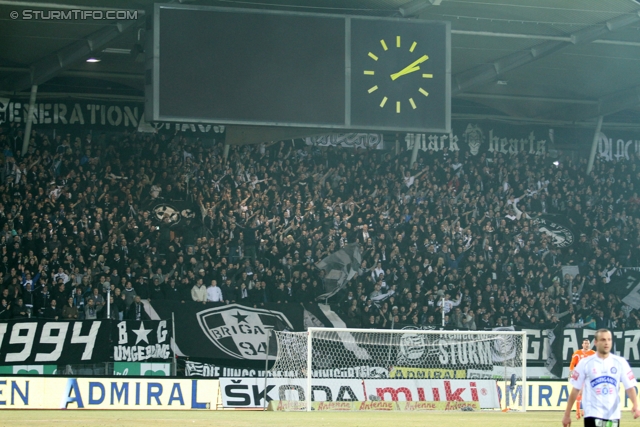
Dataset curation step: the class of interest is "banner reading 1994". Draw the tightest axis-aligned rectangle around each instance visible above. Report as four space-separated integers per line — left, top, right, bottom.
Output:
0 320 110 365
0 320 172 365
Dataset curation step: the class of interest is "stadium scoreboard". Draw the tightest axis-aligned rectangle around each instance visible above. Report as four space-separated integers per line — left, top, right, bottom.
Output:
147 4 450 133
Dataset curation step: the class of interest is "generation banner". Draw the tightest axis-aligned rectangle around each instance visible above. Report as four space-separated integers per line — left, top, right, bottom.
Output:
0 98 225 134
220 378 500 409
0 320 110 365
0 377 219 410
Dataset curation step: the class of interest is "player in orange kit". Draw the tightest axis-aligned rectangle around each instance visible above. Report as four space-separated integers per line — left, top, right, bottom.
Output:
569 338 596 419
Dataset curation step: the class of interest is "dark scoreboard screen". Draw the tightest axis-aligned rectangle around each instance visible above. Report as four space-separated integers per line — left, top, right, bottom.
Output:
148 5 450 133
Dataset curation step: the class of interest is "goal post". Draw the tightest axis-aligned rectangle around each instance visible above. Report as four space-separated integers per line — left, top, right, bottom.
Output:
269 327 527 412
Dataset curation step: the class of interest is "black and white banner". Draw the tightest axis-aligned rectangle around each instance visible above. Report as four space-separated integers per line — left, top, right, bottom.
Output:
144 298 640 374
148 301 303 361
112 320 172 362
532 214 575 248
181 359 268 378
405 122 640 159
609 269 640 310
0 320 110 365
526 327 640 374
183 360 224 378
544 324 564 378
314 244 362 301
145 199 200 226
304 133 383 149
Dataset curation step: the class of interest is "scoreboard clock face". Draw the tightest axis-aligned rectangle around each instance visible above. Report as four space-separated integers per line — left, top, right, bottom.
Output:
349 18 450 132
152 6 450 133
363 36 434 114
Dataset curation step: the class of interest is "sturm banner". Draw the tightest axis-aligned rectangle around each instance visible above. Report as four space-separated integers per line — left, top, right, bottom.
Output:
0 320 110 365
112 321 172 362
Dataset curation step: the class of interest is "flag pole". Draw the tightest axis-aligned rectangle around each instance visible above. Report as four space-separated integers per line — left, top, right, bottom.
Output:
263 328 270 411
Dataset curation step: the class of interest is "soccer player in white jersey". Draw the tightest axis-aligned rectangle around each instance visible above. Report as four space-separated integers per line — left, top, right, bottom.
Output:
562 329 640 427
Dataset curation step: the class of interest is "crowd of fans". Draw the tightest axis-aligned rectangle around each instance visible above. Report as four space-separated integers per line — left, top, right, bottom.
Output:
0 122 640 333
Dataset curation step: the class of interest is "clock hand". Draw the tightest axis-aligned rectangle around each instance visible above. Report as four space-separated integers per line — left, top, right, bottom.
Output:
390 55 429 81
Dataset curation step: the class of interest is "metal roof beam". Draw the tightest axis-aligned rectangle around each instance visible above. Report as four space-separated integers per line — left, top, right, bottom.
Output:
453 10 640 95
1 19 142 93
399 0 445 17
597 86 640 117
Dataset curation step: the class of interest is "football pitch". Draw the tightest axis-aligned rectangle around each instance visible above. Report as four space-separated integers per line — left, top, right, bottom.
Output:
0 410 629 427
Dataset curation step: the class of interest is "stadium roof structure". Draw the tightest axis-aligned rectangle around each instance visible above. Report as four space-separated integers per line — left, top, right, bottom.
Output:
1 0 640 130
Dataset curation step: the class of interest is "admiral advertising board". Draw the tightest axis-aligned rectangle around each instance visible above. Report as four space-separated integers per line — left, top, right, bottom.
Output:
0 377 219 409
495 381 639 411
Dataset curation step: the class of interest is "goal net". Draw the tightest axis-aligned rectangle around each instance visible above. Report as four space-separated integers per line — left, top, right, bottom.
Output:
268 327 526 412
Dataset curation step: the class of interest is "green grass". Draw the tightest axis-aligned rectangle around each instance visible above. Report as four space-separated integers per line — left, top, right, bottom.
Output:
0 410 631 427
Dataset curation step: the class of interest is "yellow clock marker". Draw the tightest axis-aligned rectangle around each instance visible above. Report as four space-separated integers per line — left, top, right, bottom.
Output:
364 70 375 75
396 36 401 48
380 97 388 108
368 52 378 61
419 88 429 97
409 98 417 109
380 40 388 51
410 41 417 53
396 101 401 113
422 74 433 78
368 85 378 93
